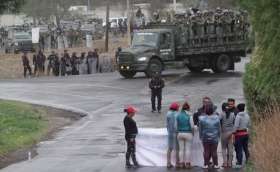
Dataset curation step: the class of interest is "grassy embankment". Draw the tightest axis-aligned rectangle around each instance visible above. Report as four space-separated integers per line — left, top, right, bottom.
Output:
0 100 49 156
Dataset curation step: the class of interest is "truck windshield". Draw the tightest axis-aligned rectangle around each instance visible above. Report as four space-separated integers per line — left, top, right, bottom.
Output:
132 32 158 47
81 24 95 29
13 34 31 39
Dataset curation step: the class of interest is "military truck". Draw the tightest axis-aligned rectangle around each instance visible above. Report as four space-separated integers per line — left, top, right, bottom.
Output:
116 24 253 78
3 32 35 54
86 17 104 39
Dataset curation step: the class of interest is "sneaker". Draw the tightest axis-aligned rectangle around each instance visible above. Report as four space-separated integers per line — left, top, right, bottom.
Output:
213 165 220 169
125 162 133 168
133 163 142 168
202 165 208 169
166 162 174 168
233 165 243 169
158 110 161 113
151 110 156 113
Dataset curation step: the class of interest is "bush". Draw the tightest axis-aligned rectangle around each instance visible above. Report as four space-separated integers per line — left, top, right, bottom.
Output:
249 101 280 172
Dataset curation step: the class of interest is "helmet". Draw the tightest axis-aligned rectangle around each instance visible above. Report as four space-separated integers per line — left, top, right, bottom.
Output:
197 11 202 14
175 12 180 16
216 7 221 11
228 9 233 13
214 13 219 17
180 12 185 17
237 12 241 16
118 47 122 51
39 50 43 53
73 52 77 55
94 48 98 51
153 12 158 16
208 10 214 15
203 10 208 15
243 10 248 14
223 10 228 15
191 15 196 19
81 52 86 55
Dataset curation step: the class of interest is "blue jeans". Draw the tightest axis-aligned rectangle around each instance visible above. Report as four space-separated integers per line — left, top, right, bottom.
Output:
235 134 250 165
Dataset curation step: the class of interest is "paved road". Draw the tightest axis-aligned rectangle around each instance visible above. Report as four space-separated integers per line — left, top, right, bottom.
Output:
0 57 250 172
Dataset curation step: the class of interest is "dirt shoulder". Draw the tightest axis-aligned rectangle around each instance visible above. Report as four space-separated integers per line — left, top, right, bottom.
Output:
0 104 85 169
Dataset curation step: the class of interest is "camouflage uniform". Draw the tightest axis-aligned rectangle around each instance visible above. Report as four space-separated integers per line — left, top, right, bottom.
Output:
241 10 250 33
190 15 198 35
76 32 83 47
194 11 204 35
220 10 231 34
150 12 161 24
203 11 214 34
234 12 243 34
214 13 222 34
68 31 74 48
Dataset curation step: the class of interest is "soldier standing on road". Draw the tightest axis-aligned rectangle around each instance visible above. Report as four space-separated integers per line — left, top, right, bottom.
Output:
60 53 66 76
70 52 79 75
54 53 60 76
93 48 99 73
22 51 32 78
33 53 37 76
37 50 46 76
47 51 56 76
115 47 122 65
80 52 86 60
149 72 165 113
76 31 83 47
86 51 94 74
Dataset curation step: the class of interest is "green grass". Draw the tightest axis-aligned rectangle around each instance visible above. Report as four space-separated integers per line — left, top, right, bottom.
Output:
0 100 49 156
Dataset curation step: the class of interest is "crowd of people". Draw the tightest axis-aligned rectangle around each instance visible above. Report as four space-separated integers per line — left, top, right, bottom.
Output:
123 97 250 169
150 7 250 36
21 49 100 78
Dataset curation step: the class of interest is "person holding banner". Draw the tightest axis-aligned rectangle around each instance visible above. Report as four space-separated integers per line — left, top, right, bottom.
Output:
220 102 235 168
166 102 180 168
175 102 194 169
123 106 141 168
199 103 221 169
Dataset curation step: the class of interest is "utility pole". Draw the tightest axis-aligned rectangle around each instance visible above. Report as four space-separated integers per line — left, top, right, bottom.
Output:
105 0 109 52
33 0 36 28
127 0 131 46
174 0 176 12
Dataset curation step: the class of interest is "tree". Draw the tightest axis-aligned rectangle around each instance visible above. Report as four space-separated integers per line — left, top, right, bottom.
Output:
23 0 74 26
0 0 26 14
147 0 168 18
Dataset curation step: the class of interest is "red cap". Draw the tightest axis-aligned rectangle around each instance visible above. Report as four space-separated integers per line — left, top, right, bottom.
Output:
126 106 138 113
170 102 180 109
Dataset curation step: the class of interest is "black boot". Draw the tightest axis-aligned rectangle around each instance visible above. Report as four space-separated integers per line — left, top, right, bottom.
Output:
126 161 133 168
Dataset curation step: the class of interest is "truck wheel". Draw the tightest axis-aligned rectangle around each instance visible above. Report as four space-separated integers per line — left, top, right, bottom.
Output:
216 54 230 73
144 59 163 77
211 56 220 73
187 65 204 72
119 71 137 78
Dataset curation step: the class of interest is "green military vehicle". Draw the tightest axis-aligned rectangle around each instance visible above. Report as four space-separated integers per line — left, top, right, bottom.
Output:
116 24 253 78
87 17 104 39
4 32 35 54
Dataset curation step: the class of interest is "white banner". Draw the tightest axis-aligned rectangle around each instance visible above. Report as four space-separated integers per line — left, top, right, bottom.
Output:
86 35 93 47
125 128 204 167
32 27 40 43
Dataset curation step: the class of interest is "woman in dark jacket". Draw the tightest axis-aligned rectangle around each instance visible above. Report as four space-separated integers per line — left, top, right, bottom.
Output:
123 106 140 168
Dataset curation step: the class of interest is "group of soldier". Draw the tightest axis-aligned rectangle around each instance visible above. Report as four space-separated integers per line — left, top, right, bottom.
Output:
38 24 97 50
150 7 250 36
22 48 100 78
